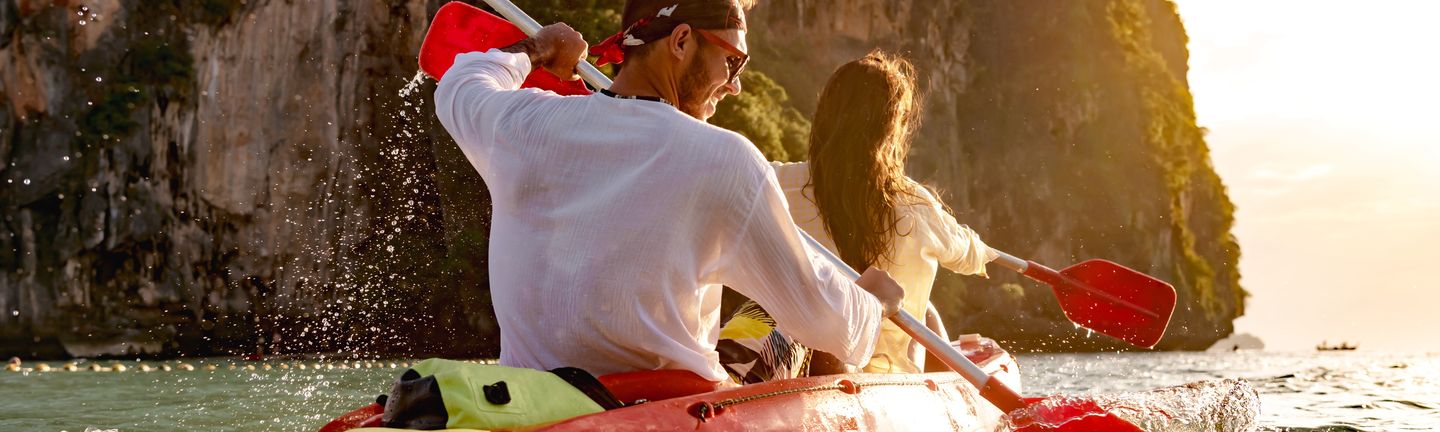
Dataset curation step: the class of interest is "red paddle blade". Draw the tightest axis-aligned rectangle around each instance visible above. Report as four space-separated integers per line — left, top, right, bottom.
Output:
419 2 590 95
1052 259 1176 348
1011 397 1145 432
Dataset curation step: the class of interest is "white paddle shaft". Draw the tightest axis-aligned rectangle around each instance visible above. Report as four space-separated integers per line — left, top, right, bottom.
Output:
990 248 1030 273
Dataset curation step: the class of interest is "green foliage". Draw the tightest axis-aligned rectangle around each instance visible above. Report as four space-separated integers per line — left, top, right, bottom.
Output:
509 0 625 44
127 39 195 99
191 0 246 27
80 83 145 143
511 1 624 76
711 72 812 162
141 0 245 28
76 2 209 143
1108 0 1243 318
78 40 194 143
128 40 193 86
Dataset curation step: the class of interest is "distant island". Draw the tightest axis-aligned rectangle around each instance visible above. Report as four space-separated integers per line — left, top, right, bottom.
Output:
1207 333 1266 352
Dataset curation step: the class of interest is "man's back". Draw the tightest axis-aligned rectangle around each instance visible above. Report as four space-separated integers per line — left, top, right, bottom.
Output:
435 50 883 381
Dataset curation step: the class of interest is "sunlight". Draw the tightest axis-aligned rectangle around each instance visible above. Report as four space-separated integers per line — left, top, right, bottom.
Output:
1174 0 1440 351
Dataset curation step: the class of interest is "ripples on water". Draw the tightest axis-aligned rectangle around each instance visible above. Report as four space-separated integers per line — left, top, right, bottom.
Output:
2 351 1436 431
1019 351 1440 431
1 359 401 431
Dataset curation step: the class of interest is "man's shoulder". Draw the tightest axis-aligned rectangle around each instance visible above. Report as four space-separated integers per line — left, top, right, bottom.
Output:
682 118 756 150
672 119 769 173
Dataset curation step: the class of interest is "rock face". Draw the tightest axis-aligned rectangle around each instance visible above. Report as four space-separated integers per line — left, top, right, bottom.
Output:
745 0 1243 351
0 0 483 359
0 0 1242 358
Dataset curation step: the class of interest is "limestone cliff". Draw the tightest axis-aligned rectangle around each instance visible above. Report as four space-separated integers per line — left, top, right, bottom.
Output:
0 0 481 358
0 0 1242 358
745 0 1244 351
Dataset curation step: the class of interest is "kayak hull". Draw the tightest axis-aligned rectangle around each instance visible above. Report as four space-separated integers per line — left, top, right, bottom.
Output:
530 371 1017 431
323 337 1019 431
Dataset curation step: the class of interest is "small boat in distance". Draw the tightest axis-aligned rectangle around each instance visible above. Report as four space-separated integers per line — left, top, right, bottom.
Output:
1316 341 1358 351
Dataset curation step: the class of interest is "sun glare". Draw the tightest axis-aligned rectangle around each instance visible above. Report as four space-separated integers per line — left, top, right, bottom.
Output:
1175 0 1440 351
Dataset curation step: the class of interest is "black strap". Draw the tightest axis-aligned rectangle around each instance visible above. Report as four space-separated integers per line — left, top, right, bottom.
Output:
550 367 626 410
599 89 673 107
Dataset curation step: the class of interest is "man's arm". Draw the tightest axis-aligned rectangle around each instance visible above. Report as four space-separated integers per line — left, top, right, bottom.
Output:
499 24 588 81
716 169 903 368
433 24 587 169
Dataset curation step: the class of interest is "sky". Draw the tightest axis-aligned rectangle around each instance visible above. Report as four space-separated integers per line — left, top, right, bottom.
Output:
1171 0 1440 352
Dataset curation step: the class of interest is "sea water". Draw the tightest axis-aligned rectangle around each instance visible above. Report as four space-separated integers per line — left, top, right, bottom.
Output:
2 351 1435 431
1021 351 1440 431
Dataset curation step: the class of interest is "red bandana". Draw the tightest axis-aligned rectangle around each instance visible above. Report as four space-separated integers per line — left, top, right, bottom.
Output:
587 1 745 66
590 18 651 66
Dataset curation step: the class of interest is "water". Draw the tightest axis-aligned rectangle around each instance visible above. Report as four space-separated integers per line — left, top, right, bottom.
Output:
1 359 401 431
2 352 1436 431
1019 351 1440 431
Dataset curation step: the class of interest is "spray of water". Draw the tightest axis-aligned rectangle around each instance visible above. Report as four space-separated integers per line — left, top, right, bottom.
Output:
399 70 428 99
1001 379 1261 432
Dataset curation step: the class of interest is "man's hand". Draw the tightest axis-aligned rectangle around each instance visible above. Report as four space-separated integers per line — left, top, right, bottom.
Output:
856 267 904 318
502 23 587 81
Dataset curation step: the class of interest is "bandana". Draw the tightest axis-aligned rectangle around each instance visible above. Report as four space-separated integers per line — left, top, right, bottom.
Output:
590 1 746 66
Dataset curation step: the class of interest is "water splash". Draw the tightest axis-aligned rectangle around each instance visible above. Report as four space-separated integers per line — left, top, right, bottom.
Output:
399 70 428 99
1001 379 1260 432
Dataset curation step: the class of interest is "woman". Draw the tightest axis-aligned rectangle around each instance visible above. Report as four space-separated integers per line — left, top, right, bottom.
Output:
785 50 996 373
719 51 995 381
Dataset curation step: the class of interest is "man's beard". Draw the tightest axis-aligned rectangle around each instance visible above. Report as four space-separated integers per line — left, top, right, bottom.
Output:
677 56 720 120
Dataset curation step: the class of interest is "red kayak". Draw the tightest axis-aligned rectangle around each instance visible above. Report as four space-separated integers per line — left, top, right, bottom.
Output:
319 336 1020 431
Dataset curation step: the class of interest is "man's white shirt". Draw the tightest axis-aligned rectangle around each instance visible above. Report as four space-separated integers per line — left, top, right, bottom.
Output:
433 50 883 381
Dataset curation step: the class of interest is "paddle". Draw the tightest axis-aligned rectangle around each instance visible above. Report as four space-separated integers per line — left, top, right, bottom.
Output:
418 2 1154 430
795 237 1146 431
990 250 1176 349
418 1 597 94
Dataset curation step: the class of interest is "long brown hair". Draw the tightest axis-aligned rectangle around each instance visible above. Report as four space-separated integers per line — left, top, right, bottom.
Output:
807 50 925 271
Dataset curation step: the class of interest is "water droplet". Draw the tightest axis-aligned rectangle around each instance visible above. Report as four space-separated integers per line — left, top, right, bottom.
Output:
399 70 429 98
95 76 103 82
22 179 30 185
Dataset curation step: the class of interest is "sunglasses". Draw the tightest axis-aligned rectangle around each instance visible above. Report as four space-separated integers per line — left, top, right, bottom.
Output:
694 29 749 85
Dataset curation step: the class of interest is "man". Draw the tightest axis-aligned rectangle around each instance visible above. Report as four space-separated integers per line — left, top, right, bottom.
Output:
432 0 903 383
